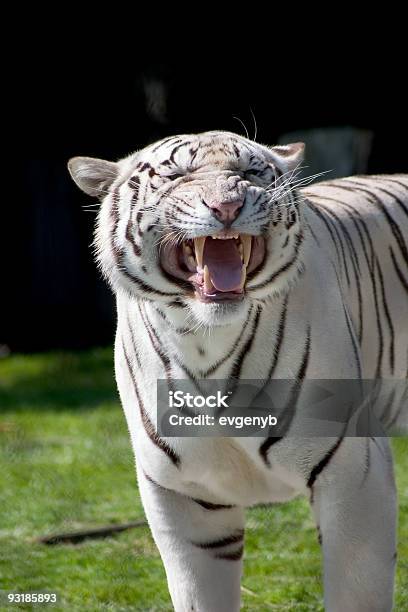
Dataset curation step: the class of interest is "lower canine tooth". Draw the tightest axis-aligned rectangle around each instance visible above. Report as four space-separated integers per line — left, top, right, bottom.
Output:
240 265 247 289
241 235 252 267
204 265 212 293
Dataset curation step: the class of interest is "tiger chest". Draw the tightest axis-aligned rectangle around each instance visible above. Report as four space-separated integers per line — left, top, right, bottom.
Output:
154 437 304 507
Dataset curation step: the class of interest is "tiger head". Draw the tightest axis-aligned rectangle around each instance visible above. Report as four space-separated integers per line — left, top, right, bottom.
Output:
68 131 305 327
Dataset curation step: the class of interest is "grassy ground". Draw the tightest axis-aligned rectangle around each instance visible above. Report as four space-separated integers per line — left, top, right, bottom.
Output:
0 349 407 611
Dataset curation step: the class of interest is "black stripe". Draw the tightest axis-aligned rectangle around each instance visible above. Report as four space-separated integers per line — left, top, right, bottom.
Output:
337 200 376 274
337 199 385 374
305 220 321 246
241 293 289 436
312 188 376 278
109 188 179 298
249 231 304 291
169 141 191 164
296 325 312 381
201 305 255 377
170 355 205 399
192 530 244 550
214 306 262 417
337 181 408 267
258 440 284 466
378 177 408 189
389 247 408 294
154 307 193 335
128 176 140 192
167 299 185 309
316 194 382 377
307 437 343 489
215 546 244 561
369 184 408 218
306 201 343 273
138 303 174 381
139 305 199 413
380 389 397 428
193 499 235 510
307 201 350 285
189 146 199 164
118 254 170 295
275 324 311 432
259 325 311 466
144 472 235 510
229 306 262 380
267 295 289 378
375 257 395 373
329 263 363 380
361 437 371 484
387 393 407 430
151 137 182 153
313 195 373 343
370 260 384 379
325 213 352 286
122 339 180 467
126 314 141 368
315 201 363 340
377 177 408 195
125 217 141 257
350 176 408 216
143 471 166 488
342 297 363 380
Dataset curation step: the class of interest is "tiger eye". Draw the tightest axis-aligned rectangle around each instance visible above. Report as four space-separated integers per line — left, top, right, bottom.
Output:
245 169 263 178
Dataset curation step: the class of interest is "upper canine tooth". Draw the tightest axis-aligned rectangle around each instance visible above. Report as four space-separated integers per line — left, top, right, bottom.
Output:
194 237 206 269
203 265 212 293
241 234 252 267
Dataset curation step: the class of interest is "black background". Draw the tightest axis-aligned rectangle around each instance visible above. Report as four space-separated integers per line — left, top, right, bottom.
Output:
4 56 407 352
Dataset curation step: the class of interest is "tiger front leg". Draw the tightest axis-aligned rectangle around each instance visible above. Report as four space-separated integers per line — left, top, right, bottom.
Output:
137 463 245 612
311 437 397 612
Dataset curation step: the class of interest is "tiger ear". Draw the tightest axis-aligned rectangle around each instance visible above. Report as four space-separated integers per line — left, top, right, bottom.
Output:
268 142 305 173
68 156 119 198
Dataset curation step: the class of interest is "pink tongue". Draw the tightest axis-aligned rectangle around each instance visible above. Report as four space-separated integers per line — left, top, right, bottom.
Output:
203 237 243 292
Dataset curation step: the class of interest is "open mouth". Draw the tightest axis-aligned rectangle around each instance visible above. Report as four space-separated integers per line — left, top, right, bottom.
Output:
160 232 266 303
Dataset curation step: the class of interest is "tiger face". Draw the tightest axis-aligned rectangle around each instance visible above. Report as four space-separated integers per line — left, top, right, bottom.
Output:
68 131 305 327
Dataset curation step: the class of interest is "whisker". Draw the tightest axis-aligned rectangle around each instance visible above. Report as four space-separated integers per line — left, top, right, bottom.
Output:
232 115 250 140
249 106 258 142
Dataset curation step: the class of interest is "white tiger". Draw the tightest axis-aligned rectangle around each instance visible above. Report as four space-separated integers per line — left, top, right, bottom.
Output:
68 131 408 611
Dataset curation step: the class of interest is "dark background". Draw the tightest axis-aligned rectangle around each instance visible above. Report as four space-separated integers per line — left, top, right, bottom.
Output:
4 61 408 352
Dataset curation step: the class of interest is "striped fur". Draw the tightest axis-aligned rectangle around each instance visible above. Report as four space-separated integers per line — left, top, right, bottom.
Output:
69 132 407 611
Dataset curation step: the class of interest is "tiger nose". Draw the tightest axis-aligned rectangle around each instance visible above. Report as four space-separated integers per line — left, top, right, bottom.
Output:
208 199 244 226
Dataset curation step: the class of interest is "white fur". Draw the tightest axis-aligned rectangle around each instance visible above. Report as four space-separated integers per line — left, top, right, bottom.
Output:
69 132 407 611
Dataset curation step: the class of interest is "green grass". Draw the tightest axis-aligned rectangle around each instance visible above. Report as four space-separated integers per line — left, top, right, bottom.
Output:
0 349 407 611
